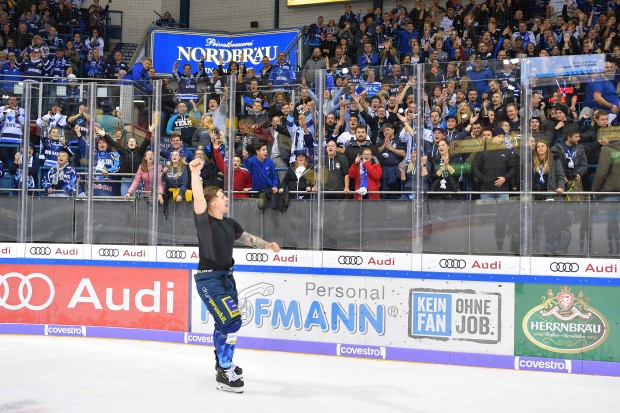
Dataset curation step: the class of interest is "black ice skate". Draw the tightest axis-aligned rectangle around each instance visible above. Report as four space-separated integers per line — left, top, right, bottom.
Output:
216 366 244 393
214 350 243 377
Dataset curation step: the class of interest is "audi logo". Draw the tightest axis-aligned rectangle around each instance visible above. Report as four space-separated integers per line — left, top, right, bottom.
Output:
550 262 579 272
98 248 119 257
246 253 269 262
29 247 51 256
439 259 467 269
165 250 187 259
338 256 364 265
0 272 55 310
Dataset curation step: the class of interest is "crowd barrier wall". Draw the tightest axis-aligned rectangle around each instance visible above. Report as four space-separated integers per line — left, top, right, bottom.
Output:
1 244 619 377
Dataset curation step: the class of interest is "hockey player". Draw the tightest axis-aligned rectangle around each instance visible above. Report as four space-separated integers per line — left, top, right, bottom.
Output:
188 162 280 393
42 148 77 196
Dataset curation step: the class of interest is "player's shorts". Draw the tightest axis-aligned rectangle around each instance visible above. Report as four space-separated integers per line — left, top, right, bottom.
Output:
195 270 240 329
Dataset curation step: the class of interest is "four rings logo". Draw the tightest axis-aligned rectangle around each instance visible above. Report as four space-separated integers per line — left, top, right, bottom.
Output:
29 247 51 256
439 259 467 269
246 253 269 262
338 255 364 265
0 272 55 310
98 248 119 257
550 262 579 272
165 250 187 259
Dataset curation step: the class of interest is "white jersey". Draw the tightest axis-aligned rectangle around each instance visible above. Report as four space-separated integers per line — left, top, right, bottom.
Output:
0 106 26 144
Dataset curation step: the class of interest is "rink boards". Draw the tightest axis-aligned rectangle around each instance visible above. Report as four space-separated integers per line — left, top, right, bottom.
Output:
1 243 620 377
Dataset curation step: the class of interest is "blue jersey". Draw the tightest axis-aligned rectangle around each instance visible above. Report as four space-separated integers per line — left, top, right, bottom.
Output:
268 62 296 90
45 56 70 79
21 59 46 81
172 66 205 101
39 137 67 167
42 164 77 195
0 62 24 89
78 136 121 196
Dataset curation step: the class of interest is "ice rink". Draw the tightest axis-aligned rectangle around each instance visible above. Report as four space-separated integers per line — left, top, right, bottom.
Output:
0 335 618 413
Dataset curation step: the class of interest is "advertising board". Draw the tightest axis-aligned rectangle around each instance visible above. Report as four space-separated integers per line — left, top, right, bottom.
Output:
0 264 189 331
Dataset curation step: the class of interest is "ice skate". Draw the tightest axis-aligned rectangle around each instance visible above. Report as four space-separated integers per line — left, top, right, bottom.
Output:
216 366 244 393
214 350 243 377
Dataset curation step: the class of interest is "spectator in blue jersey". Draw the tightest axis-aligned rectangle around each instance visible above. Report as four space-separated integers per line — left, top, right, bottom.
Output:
21 49 46 81
172 55 206 103
268 52 296 91
85 48 107 78
245 142 279 195
0 51 23 93
166 100 200 146
155 11 176 27
160 131 194 164
587 58 620 124
466 60 493 96
42 148 77 196
395 21 418 57
305 16 325 62
46 47 70 80
37 122 70 167
76 124 121 196
357 42 379 74
126 57 152 93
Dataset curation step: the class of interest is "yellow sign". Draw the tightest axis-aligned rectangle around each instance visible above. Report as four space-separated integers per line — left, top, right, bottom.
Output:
288 0 348 5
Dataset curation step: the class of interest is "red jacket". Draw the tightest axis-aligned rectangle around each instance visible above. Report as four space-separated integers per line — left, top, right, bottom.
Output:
213 148 253 198
348 159 382 200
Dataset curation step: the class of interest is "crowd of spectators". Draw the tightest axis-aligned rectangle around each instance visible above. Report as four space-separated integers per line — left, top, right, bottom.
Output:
1 1 620 210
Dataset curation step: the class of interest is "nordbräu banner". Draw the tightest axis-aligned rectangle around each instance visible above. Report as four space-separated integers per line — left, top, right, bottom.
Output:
150 28 301 76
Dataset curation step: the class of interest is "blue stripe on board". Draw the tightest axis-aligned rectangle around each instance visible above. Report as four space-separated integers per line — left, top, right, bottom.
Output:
1 258 620 286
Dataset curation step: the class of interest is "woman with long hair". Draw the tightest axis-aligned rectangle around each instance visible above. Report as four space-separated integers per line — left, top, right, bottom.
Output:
267 91 288 119
532 140 566 254
430 139 461 198
124 150 164 204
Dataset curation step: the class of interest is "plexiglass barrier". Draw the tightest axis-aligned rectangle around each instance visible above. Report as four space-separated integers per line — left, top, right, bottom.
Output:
0 58 618 257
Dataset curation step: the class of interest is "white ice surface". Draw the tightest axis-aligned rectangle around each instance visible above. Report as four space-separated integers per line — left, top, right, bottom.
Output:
0 335 618 413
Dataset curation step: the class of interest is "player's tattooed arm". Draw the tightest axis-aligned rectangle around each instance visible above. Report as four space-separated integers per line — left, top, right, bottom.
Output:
238 232 281 252
238 232 270 249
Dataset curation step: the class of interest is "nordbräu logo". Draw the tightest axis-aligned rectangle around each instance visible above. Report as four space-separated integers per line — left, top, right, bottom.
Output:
522 286 609 353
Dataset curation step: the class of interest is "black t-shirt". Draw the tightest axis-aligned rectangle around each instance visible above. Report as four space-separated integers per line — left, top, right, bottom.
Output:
194 212 244 271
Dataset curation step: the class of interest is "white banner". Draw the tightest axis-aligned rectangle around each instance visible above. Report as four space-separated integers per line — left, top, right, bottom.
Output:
25 243 85 260
90 245 155 262
422 254 520 275
190 272 514 355
323 251 412 271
